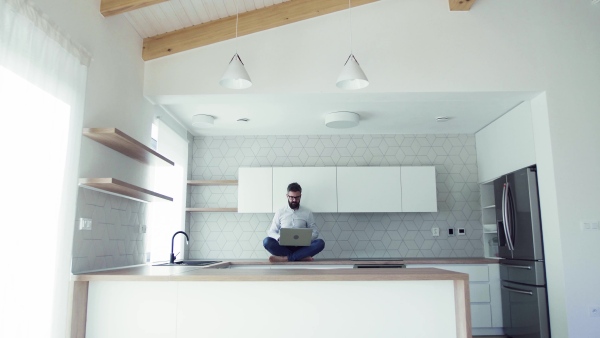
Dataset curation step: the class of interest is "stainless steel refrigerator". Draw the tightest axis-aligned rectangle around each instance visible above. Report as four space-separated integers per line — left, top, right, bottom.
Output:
494 166 550 338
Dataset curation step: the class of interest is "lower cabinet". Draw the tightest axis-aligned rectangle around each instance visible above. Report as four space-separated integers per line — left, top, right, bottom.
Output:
407 264 504 336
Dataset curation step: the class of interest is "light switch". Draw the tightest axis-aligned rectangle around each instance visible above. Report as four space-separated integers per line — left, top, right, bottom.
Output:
79 218 92 231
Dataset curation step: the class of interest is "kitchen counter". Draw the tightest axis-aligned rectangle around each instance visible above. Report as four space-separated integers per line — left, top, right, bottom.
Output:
71 259 478 338
72 257 498 282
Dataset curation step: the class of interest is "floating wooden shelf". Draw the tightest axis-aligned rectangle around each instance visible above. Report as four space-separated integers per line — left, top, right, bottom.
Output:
187 180 238 186
186 208 238 212
79 178 173 203
83 128 174 166
482 205 496 209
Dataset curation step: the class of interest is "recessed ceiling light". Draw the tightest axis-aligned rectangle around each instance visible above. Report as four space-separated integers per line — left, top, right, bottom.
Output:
192 114 214 127
237 118 249 122
325 111 360 129
436 116 451 122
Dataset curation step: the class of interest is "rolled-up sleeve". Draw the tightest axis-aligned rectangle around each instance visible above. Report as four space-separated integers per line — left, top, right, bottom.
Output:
307 211 319 240
267 209 281 240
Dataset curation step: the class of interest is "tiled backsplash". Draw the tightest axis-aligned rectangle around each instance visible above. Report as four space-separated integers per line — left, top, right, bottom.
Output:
72 188 147 273
188 134 483 260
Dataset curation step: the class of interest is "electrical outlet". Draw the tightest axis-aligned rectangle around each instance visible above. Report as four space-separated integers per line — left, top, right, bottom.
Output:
139 225 146 234
79 218 92 231
448 228 455 236
581 221 599 231
457 228 466 236
431 227 440 237
591 306 600 317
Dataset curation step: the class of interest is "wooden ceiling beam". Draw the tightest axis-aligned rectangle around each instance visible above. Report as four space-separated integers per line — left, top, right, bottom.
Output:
142 0 378 61
449 0 477 11
100 0 168 17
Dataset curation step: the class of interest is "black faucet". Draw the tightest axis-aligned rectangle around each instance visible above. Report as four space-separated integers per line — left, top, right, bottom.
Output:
170 231 189 264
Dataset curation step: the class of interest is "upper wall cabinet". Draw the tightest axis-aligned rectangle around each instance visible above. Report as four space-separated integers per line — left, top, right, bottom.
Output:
337 167 402 212
237 166 437 214
272 167 338 213
476 101 536 183
401 166 437 212
238 168 272 213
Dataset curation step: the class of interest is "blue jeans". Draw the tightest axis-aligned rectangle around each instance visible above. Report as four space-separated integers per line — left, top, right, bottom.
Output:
263 237 325 262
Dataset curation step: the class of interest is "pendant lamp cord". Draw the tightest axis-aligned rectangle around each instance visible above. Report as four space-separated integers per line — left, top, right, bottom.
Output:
235 0 239 54
349 0 353 54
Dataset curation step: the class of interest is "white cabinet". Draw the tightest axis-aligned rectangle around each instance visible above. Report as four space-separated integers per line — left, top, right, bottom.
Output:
401 166 437 212
238 168 272 213
337 167 402 212
475 101 536 183
237 166 437 213
272 167 338 213
406 264 504 336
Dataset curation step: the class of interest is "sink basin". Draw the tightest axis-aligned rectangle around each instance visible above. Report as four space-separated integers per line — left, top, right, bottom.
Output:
153 260 222 267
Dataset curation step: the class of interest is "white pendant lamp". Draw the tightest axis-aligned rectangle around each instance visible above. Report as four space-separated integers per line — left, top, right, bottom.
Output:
336 0 369 90
220 53 252 89
336 54 369 90
220 1 252 89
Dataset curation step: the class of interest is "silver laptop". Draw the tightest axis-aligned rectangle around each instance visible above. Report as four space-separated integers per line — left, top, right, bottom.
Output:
279 228 312 246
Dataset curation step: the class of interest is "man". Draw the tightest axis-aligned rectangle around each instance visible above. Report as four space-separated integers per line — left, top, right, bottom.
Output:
263 182 325 262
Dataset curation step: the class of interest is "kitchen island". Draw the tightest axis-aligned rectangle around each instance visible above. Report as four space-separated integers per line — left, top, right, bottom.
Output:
71 260 475 338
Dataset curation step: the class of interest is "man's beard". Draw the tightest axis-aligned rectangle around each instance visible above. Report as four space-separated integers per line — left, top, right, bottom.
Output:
288 201 300 209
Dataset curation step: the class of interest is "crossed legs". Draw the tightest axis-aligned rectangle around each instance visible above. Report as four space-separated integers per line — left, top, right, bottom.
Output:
263 237 325 262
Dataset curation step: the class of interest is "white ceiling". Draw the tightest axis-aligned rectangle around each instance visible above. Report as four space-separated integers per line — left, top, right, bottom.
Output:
127 1 538 137
124 0 290 38
153 91 540 136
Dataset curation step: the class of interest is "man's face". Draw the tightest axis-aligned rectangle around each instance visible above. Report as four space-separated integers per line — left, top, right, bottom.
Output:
287 191 301 209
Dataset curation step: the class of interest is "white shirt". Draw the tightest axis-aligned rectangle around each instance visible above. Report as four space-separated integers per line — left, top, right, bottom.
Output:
267 205 319 241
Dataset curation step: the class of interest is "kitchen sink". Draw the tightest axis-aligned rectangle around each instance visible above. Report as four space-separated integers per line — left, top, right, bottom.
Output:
153 260 222 267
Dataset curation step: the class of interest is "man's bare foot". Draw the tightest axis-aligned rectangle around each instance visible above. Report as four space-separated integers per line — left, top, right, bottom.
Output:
269 255 288 262
300 257 314 262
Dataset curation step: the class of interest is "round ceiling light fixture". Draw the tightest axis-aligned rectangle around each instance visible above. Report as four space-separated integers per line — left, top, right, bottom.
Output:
325 111 360 129
192 114 215 127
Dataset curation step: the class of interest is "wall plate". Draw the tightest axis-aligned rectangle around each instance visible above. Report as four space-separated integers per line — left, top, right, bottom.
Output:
79 218 92 231
448 228 455 236
457 228 466 236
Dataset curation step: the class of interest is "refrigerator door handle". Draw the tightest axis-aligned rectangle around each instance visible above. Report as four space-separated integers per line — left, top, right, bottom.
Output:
501 264 531 270
502 183 514 251
502 285 533 296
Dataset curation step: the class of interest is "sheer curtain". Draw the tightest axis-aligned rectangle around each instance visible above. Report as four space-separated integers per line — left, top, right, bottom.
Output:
0 0 90 337
148 119 189 262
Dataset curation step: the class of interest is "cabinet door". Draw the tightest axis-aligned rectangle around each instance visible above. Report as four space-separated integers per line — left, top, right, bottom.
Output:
337 167 402 212
272 167 337 212
475 101 536 183
238 167 273 213
401 166 437 212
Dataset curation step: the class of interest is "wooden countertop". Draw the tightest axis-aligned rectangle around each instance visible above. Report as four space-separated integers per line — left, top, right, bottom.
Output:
72 258 497 282
72 265 467 282
230 258 500 265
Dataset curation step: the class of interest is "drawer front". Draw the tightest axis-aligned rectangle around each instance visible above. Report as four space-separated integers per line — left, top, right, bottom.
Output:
470 283 491 303
408 264 489 282
471 303 492 328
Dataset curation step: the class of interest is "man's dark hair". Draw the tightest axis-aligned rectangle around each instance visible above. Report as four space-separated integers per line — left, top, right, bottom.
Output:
287 182 302 193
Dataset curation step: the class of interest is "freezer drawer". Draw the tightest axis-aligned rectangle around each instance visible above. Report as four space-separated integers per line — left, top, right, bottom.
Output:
500 259 546 286
501 281 550 338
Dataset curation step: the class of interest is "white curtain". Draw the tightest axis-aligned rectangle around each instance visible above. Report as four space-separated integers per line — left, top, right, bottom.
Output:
0 0 89 337
148 119 189 262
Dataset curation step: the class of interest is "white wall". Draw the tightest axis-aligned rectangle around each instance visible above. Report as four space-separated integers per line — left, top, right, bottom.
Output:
33 0 157 190
144 0 600 336
29 0 153 336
